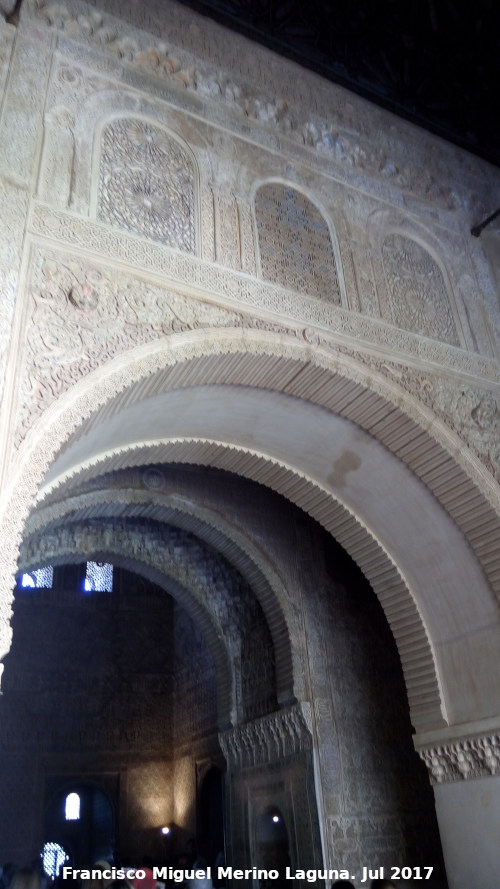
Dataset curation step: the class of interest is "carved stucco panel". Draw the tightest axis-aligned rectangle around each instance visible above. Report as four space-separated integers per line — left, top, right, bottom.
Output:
45 56 115 116
0 32 52 185
349 350 500 483
381 232 461 346
29 204 500 385
367 207 496 357
97 117 197 253
13 247 251 451
213 189 241 270
254 182 342 305
236 199 257 275
78 98 216 261
0 181 29 410
22 0 494 215
9 240 500 494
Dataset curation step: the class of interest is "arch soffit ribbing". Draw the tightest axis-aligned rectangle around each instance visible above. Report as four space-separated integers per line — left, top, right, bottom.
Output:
4 334 500 733
24 485 302 705
37 338 500 608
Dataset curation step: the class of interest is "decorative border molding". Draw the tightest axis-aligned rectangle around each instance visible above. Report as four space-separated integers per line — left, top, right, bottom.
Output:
29 203 500 385
417 732 500 784
23 0 495 215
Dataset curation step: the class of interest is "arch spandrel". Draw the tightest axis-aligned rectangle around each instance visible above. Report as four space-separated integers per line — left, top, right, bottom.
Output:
1 333 500 737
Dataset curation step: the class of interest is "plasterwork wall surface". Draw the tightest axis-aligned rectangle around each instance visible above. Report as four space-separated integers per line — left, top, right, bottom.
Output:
0 0 500 876
21 0 499 221
13 241 500 487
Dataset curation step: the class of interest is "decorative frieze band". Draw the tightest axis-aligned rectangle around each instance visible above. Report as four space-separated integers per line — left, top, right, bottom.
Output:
24 0 490 210
28 203 500 385
417 732 500 784
219 702 312 769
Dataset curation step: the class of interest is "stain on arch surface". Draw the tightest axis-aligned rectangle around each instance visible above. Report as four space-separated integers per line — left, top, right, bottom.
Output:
5 338 500 734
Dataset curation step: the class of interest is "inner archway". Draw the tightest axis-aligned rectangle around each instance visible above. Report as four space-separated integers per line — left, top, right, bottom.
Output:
4 471 447 881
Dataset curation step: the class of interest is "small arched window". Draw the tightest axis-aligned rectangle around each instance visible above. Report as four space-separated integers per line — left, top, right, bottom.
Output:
65 791 81 821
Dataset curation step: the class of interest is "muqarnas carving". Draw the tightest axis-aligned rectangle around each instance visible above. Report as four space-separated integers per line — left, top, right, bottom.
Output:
255 183 341 303
381 233 460 345
98 117 196 252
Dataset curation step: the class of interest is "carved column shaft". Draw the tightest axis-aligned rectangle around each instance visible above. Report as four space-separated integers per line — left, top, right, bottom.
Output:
213 188 241 270
38 107 75 207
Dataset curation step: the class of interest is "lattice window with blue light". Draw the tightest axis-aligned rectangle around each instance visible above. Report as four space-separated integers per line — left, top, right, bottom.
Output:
42 842 68 878
84 561 113 592
20 565 53 589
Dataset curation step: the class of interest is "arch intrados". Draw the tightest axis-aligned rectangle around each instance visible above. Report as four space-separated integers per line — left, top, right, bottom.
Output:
25 483 300 705
44 344 500 547
5 333 500 731
33 431 446 731
17 544 235 727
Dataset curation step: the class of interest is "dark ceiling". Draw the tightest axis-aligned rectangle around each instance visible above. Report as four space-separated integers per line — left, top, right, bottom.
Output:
176 0 500 169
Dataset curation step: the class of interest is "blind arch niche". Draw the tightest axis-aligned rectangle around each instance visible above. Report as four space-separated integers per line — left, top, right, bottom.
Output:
254 181 343 304
97 116 197 253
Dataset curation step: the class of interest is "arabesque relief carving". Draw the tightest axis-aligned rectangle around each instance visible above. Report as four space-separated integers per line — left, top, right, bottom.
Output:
16 248 249 447
19 519 277 722
17 244 500 485
381 233 460 346
418 732 500 784
219 702 312 769
29 205 499 383
344 348 500 482
25 0 479 210
98 117 196 251
255 183 341 303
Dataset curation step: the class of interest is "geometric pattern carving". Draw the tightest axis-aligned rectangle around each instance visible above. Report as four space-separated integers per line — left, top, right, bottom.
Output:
219 702 312 769
417 731 500 784
255 183 341 303
98 118 196 252
381 233 460 345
